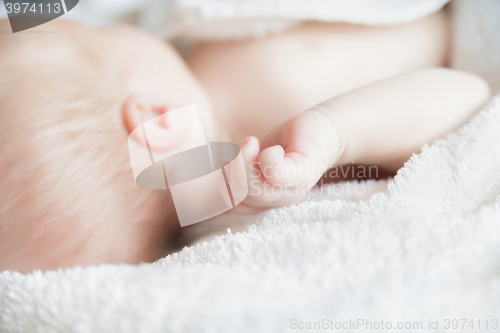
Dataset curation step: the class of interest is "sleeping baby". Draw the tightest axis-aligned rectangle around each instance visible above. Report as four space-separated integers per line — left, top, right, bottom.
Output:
0 8 490 272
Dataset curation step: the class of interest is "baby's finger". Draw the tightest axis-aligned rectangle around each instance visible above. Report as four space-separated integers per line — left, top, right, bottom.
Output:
241 136 262 181
258 146 324 189
240 136 274 204
240 137 299 207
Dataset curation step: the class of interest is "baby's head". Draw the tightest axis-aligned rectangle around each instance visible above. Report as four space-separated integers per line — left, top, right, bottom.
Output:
0 20 213 273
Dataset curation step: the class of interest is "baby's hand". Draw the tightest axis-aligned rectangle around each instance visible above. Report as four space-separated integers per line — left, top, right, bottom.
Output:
235 68 490 214
236 110 342 213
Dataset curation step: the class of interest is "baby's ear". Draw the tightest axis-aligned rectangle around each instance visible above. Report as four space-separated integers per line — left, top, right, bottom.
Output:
122 94 186 151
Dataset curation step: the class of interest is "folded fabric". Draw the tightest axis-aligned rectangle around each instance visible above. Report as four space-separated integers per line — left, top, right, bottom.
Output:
141 0 450 41
452 0 500 93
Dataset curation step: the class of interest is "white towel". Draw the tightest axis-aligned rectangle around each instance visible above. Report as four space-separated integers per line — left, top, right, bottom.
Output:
2 92 500 332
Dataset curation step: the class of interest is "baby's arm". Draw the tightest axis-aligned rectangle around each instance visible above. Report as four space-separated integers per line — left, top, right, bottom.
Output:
238 68 490 211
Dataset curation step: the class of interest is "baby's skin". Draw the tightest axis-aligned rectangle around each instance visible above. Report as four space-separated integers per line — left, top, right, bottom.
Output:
187 12 490 213
0 11 491 272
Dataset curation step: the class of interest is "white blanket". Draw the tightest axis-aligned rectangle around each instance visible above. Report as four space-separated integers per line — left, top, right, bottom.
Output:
2 0 500 332
140 0 450 41
2 93 500 332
